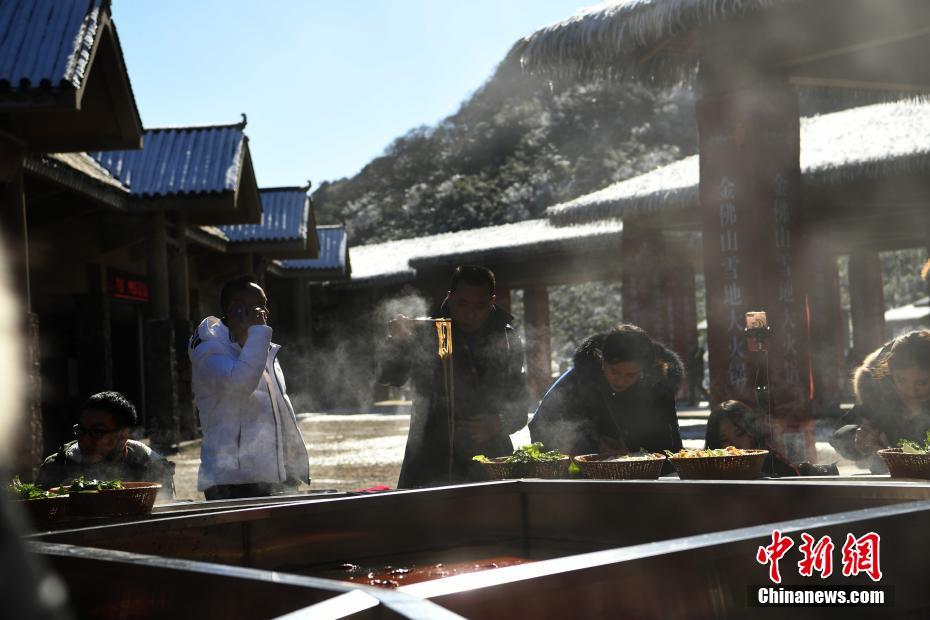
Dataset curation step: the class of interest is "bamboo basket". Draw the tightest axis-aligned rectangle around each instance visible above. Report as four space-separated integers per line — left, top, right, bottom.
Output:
669 450 768 480
574 452 666 480
480 456 570 480
68 482 161 517
878 448 930 479
16 494 70 528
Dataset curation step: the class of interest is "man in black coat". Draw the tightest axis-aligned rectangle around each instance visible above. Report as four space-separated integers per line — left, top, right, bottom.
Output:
379 266 529 488
529 325 683 458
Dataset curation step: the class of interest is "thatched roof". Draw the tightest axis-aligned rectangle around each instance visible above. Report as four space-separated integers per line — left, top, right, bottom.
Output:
341 218 624 288
886 296 929 324
548 99 930 224
409 218 623 270
508 0 798 82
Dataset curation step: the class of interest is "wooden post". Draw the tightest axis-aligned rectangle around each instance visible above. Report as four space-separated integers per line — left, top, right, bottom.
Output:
144 209 179 450
523 286 552 401
661 243 698 363
168 213 196 439
621 224 697 367
295 276 309 345
697 66 814 461
621 224 666 339
808 247 845 416
848 251 887 365
145 319 179 452
146 210 170 321
169 213 190 323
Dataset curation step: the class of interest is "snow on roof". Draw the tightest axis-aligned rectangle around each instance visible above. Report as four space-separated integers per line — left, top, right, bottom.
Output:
549 99 930 223
886 296 930 323
345 218 623 287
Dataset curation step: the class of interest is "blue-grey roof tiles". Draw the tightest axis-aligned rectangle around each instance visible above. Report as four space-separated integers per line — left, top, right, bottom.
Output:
221 187 309 243
281 226 347 272
90 124 246 197
0 0 106 92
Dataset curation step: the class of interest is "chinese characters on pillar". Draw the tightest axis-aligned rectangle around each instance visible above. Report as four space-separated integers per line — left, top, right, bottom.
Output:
757 530 882 584
719 177 747 388
773 174 800 388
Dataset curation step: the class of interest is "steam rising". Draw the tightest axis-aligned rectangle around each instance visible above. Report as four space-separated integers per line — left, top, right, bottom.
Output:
287 288 429 413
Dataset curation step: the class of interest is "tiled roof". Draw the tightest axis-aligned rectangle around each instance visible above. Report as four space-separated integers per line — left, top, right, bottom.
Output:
90 123 246 197
23 151 128 210
0 0 107 93
279 225 348 273
221 187 308 243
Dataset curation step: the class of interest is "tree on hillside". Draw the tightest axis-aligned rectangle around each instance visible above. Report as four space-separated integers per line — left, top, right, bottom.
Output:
312 71 697 244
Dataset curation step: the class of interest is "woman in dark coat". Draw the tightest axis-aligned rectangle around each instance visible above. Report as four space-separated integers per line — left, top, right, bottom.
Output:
529 324 683 457
831 330 930 472
705 400 798 477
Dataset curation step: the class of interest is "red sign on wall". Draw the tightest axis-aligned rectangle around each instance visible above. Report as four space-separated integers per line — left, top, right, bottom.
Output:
109 273 150 302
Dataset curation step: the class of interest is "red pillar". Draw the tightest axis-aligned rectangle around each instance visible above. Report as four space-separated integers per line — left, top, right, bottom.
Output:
848 251 887 365
661 250 698 362
621 226 696 373
621 224 666 339
697 69 814 462
808 248 845 416
523 286 551 402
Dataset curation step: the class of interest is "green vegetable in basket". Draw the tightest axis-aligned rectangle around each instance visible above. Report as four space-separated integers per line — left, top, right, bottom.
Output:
504 443 564 464
472 455 491 463
67 475 124 493
8 476 59 500
898 431 930 454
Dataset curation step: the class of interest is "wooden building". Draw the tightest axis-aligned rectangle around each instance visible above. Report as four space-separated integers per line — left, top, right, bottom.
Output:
0 0 143 474
28 120 267 456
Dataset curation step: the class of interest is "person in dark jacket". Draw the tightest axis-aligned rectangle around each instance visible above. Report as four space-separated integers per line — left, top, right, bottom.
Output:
379 266 529 488
36 391 175 499
529 324 683 459
831 330 930 472
705 400 798 477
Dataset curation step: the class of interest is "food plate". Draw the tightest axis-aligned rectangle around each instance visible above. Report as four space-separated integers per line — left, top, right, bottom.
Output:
479 456 571 480
574 452 666 480
878 448 930 479
67 481 162 517
667 447 769 480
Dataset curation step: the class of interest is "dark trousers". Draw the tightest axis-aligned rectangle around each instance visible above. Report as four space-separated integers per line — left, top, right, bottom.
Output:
203 482 297 501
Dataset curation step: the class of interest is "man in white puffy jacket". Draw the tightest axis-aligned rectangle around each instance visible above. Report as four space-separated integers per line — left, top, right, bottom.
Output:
189 278 310 500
